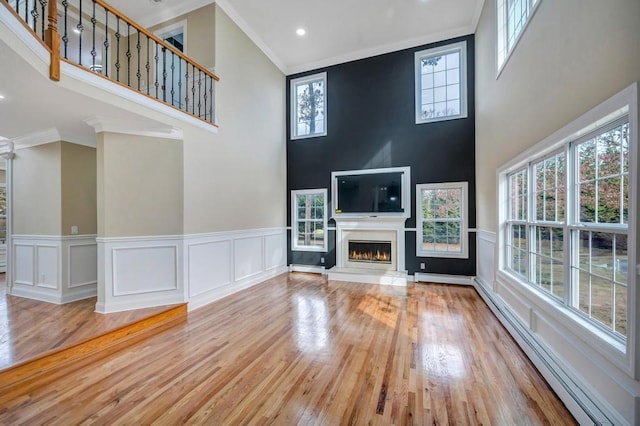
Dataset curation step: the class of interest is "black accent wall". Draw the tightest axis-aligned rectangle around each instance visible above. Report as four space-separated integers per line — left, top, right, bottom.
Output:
287 35 476 276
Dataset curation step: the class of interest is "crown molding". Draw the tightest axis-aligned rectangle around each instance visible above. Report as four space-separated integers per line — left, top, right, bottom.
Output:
214 0 287 73
286 25 475 76
84 117 184 140
12 127 61 150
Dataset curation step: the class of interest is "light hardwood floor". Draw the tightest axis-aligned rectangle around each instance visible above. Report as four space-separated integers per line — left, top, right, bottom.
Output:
0 274 171 369
0 273 576 424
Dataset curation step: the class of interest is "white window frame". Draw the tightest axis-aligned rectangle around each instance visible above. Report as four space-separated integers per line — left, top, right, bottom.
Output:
416 182 469 258
496 0 542 75
290 72 327 140
497 83 638 377
291 188 328 252
415 41 468 124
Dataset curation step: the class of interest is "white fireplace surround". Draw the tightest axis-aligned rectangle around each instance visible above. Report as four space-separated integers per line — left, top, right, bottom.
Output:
329 217 408 285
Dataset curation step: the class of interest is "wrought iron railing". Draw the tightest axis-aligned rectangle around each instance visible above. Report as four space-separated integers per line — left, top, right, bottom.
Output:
1 0 219 125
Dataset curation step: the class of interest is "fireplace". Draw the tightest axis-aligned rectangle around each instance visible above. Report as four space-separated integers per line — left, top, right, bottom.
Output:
348 240 392 264
329 218 408 285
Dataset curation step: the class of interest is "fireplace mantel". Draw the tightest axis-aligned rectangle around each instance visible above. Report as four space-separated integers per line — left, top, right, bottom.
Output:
329 216 408 286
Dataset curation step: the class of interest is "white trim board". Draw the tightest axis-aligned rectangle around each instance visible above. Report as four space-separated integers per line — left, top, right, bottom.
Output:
289 264 326 275
414 272 474 286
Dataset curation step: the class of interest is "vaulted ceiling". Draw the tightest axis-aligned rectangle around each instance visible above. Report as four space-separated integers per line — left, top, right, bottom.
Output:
109 0 485 75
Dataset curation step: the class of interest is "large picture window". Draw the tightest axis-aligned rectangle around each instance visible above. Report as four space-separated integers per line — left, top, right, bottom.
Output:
416 182 468 258
291 189 327 252
290 72 327 140
497 0 541 72
414 41 467 124
504 117 630 341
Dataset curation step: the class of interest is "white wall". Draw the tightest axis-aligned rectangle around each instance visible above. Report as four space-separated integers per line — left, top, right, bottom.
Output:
181 5 286 234
475 0 640 232
475 1 640 423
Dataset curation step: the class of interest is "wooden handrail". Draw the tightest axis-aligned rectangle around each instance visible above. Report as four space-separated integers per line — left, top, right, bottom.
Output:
93 0 219 82
44 0 60 81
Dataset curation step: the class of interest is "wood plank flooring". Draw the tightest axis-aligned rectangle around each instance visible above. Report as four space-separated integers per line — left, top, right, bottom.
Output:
0 275 173 370
0 273 576 425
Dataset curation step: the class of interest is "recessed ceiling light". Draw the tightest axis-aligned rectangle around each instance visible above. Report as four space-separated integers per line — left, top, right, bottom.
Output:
0 94 5 100
296 28 306 36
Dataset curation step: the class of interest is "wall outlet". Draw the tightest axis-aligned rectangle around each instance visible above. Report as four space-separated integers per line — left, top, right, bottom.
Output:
320 257 325 264
71 225 78 235
420 262 426 270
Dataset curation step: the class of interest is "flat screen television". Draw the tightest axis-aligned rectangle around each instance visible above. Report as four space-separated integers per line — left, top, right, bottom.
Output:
332 167 410 215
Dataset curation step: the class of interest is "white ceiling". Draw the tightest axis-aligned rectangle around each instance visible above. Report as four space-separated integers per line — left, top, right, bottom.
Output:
108 0 484 75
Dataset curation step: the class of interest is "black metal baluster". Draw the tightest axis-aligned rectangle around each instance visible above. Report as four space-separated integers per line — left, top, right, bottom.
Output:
184 66 189 112
39 0 46 40
191 64 195 115
209 77 214 122
203 74 208 120
136 30 141 89
24 0 28 29
126 23 131 86
61 0 68 59
154 42 159 98
146 37 150 95
178 59 182 110
78 0 83 65
91 0 97 71
170 52 175 106
198 68 202 118
30 0 37 34
103 8 109 77
115 17 120 81
161 47 166 102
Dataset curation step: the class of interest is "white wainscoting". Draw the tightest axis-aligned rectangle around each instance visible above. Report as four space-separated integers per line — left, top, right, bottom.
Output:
10 235 98 304
186 228 287 312
96 228 287 313
96 235 184 313
474 229 640 425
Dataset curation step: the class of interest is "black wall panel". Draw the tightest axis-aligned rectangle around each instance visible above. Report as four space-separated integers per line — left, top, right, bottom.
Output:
287 35 476 276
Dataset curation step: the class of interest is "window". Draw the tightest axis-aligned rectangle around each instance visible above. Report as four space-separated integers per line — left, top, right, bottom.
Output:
504 118 630 340
290 72 327 140
497 0 541 72
292 189 327 252
416 182 468 258
415 41 467 124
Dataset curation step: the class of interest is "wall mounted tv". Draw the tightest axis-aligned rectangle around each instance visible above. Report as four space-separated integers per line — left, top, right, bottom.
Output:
331 167 411 217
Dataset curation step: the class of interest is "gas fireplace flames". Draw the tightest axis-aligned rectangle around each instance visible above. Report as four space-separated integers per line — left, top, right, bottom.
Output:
350 249 391 263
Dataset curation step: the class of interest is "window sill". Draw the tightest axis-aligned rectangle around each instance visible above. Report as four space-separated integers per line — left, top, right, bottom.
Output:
290 132 327 141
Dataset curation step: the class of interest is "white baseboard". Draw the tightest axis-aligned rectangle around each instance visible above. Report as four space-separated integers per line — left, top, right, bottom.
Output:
188 266 288 312
289 264 325 274
414 272 474 286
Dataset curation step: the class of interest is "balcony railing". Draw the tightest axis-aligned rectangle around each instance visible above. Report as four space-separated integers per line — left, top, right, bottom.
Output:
1 0 219 125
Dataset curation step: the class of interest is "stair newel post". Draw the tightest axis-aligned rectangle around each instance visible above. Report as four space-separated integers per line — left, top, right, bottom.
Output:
45 0 60 81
